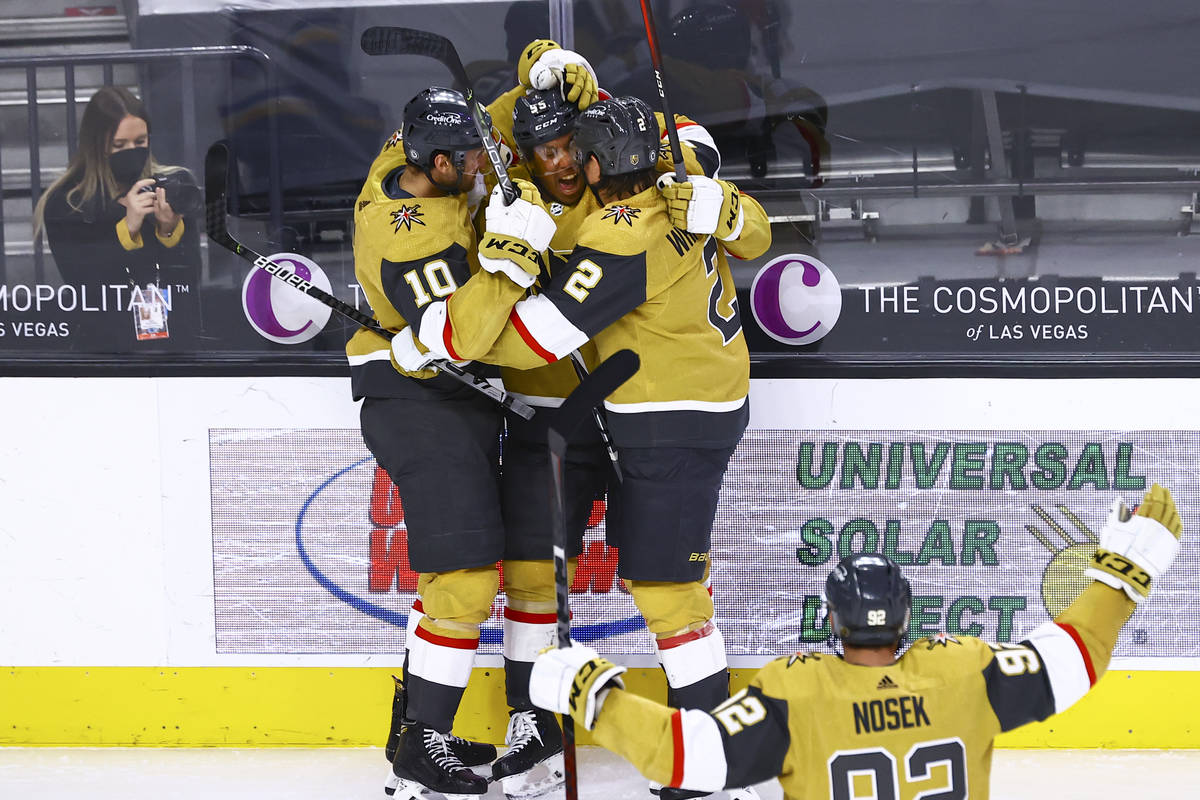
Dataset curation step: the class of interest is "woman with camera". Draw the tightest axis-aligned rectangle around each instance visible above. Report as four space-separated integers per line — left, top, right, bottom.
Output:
33 86 201 350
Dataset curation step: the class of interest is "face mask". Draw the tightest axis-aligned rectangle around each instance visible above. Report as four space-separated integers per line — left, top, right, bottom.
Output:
109 146 149 186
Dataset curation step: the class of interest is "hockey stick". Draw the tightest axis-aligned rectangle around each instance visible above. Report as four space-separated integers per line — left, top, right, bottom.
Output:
567 351 622 483
637 0 687 183
203 141 534 420
360 26 518 205
546 348 640 800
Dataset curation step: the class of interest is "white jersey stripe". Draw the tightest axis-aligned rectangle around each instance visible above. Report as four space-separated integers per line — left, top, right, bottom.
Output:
605 395 748 414
346 349 392 366
676 709 729 791
511 294 589 361
1025 621 1092 713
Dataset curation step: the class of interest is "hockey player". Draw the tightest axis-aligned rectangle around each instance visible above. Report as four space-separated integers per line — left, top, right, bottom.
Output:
348 86 544 800
480 42 743 800
529 483 1184 800
393 94 772 800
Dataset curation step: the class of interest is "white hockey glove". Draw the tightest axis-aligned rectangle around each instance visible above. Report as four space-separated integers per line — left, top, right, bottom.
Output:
1083 482 1183 603
390 326 437 373
656 174 745 240
518 38 598 110
530 643 626 730
478 178 555 288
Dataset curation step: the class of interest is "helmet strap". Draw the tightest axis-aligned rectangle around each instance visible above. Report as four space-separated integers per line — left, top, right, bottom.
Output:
421 152 465 196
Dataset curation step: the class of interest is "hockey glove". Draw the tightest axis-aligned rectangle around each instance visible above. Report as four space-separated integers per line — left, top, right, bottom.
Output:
518 39 559 86
1084 482 1182 603
390 326 437 373
530 643 626 730
479 178 555 287
656 174 745 240
518 39 599 110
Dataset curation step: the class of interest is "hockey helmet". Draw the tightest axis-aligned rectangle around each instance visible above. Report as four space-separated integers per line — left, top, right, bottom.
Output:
667 2 751 71
401 87 489 172
825 553 912 647
512 87 580 156
572 96 658 177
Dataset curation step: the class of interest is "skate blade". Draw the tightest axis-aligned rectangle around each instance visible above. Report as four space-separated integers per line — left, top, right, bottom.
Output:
727 789 762 800
649 784 762 800
499 752 566 800
388 775 487 800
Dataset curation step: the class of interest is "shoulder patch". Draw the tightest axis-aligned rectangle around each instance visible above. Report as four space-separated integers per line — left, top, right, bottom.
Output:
924 632 962 650
358 199 370 212
601 204 641 226
391 203 426 232
786 652 822 667
385 129 402 150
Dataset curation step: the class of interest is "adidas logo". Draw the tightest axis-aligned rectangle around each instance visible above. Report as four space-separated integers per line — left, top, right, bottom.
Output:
876 675 898 690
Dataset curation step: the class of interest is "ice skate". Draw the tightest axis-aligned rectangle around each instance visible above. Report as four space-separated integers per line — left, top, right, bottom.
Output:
386 676 497 768
386 721 489 800
491 708 565 799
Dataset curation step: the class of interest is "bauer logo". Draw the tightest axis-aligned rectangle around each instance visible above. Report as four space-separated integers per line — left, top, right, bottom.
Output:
241 252 333 344
749 254 842 345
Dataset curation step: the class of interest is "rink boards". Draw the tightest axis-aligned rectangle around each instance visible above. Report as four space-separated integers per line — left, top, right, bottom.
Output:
2 376 1199 747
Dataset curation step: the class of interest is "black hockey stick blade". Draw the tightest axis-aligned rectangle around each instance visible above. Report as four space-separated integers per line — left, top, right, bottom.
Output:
548 349 640 454
359 26 469 90
359 25 517 205
203 141 535 420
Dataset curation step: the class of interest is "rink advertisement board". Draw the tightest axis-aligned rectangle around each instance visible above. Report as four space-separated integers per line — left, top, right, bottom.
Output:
209 426 1200 665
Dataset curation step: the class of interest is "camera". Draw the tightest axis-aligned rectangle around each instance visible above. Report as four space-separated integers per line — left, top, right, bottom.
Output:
138 172 202 215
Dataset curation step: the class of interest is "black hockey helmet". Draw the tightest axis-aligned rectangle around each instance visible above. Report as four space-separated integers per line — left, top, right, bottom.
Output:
512 87 580 157
572 96 658 177
401 86 489 173
825 553 912 647
667 2 751 71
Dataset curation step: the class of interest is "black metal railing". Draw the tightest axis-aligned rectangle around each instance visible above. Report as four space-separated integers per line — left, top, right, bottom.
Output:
0 45 282 283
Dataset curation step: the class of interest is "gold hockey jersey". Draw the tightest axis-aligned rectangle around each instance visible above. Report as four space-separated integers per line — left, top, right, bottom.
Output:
421 180 772 447
345 131 482 398
483 90 732 408
588 582 1132 800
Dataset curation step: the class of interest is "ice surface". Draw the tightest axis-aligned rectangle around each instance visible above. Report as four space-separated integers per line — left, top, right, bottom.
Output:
1 745 1197 800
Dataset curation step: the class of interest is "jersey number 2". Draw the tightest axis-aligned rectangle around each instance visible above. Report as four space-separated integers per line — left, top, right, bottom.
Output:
828 738 967 800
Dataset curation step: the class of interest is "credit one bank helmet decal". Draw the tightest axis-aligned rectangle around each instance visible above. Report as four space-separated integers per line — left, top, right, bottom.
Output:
242 252 334 344
750 254 842 345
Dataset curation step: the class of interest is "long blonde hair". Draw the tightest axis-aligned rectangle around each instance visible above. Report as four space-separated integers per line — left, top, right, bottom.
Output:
33 86 174 239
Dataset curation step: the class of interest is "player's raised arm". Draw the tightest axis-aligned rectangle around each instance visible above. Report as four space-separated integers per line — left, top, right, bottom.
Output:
985 483 1183 731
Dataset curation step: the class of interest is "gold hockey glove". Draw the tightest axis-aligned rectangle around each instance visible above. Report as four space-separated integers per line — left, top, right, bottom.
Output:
478 178 555 286
1084 482 1183 603
560 62 598 109
519 39 599 110
656 174 744 239
518 39 560 88
530 643 626 730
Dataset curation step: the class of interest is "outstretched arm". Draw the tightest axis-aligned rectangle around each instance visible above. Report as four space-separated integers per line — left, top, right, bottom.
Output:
531 645 789 793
